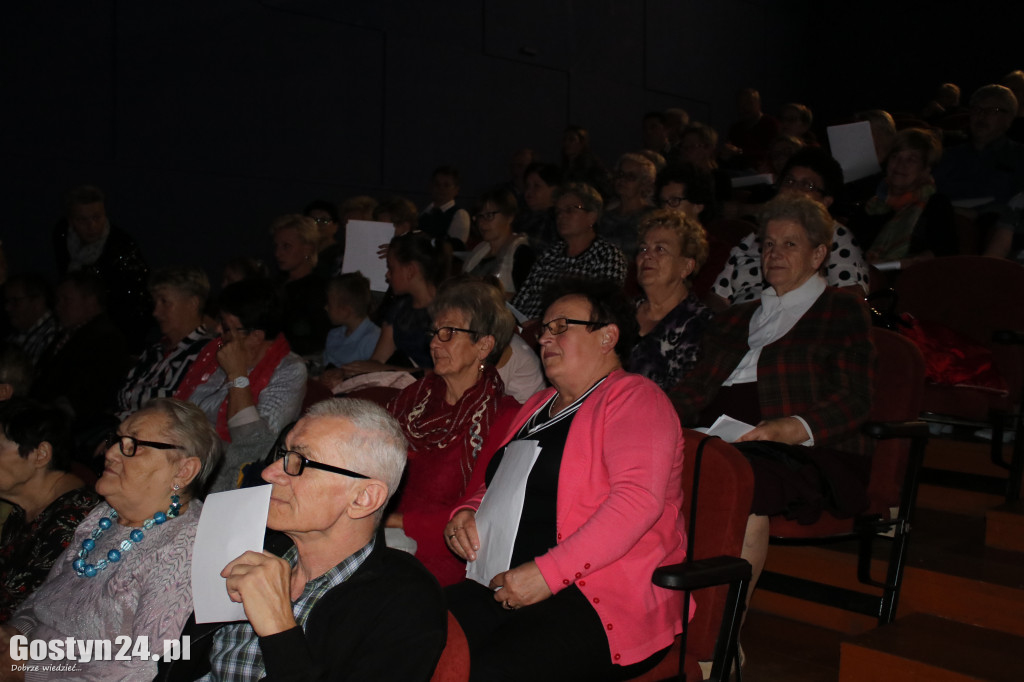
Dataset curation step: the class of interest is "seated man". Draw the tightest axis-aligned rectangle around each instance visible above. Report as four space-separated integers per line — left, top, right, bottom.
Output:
159 398 447 681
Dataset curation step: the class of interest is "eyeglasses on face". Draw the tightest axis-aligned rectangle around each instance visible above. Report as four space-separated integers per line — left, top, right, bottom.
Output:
779 175 826 196
538 317 609 337
615 171 639 182
310 216 335 225
660 195 689 208
474 210 501 222
106 433 182 458
274 446 370 479
425 326 478 342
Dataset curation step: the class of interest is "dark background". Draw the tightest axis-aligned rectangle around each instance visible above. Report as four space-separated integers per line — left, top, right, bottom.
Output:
3 0 1021 283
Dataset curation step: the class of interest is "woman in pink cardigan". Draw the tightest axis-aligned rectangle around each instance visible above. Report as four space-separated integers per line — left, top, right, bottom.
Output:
444 279 689 682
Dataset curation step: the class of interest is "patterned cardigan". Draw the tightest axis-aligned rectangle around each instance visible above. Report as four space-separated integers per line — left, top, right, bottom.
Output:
670 286 874 451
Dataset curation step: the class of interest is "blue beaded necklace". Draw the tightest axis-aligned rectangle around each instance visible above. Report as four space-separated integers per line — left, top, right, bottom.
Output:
73 495 183 578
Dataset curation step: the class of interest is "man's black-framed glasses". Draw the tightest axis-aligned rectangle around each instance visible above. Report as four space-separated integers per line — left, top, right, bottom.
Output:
538 317 609 336
106 433 183 458
274 446 370 479
425 326 478 342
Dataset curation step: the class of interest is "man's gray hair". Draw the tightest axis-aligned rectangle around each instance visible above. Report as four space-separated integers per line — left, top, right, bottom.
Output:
305 398 408 508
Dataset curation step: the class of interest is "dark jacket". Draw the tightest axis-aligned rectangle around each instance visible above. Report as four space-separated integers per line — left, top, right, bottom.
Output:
156 539 447 682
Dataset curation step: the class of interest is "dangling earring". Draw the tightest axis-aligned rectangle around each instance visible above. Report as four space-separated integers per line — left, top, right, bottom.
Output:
478 363 485 374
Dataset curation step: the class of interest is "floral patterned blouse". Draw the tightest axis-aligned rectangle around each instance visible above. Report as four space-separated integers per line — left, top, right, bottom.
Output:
627 293 714 391
0 487 100 623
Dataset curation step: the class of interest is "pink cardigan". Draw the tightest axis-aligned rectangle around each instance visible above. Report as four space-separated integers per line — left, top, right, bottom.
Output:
458 369 690 665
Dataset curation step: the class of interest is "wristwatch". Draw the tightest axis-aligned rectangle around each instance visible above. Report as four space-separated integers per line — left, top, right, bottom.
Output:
230 375 250 389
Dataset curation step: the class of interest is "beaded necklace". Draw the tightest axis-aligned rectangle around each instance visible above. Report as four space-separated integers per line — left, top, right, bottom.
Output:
72 495 182 578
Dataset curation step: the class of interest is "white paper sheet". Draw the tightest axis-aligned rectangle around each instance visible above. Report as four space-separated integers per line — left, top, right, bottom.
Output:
694 414 755 443
465 440 542 586
826 121 881 183
873 260 902 272
341 220 395 292
731 173 774 188
192 486 272 624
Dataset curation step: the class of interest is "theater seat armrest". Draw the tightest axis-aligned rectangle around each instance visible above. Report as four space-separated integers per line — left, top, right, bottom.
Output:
993 329 1024 345
861 420 930 440
653 556 752 591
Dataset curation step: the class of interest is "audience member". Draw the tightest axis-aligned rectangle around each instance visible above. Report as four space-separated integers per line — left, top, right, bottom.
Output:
420 166 471 250
159 398 447 682
344 232 446 375
561 125 613 200
304 199 344 279
115 266 213 420
671 195 873 664
515 162 562 251
0 344 32 401
840 109 898 211
655 162 716 224
52 185 151 352
272 214 330 357
373 196 419 236
3 274 57 366
463 187 535 296
708 148 869 310
1003 70 1024 143
505 147 535 205
445 279 687 682
176 278 306 492
0 399 100 622
322 272 381 369
385 280 521 585
32 272 129 425
600 153 657 258
724 88 781 170
850 128 956 267
221 256 269 288
679 122 733 206
920 82 962 122
628 209 713 390
4 398 221 680
778 102 817 146
642 111 672 156
512 183 628 320
933 84 1024 258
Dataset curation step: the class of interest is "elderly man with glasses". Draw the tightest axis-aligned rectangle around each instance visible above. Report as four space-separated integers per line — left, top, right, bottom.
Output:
158 398 447 682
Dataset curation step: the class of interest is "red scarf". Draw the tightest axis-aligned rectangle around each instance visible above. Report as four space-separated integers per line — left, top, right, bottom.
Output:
175 335 292 442
387 365 506 487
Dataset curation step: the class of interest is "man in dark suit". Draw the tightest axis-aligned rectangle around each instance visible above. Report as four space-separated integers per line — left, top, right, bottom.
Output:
159 398 446 682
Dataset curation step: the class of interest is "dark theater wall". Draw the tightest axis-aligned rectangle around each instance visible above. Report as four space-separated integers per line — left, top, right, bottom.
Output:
3 0 811 281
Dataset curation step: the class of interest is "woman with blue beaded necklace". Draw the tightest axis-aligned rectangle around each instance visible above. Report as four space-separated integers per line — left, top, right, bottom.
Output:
0 398 222 681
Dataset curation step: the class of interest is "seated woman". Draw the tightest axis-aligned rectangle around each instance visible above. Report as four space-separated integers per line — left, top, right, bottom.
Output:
560 125 612 200
628 209 714 390
444 279 688 682
512 183 628 321
385 280 521 585
114 265 213 420
1 398 221 681
463 187 535 297
343 231 447 376
176 279 306 492
514 162 562 252
272 214 330 357
0 399 100 622
850 128 956 268
599 153 657 258
670 195 873 647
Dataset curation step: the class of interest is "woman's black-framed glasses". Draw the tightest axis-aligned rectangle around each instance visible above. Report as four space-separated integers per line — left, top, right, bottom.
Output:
274 446 370 479
425 326 478 342
106 433 183 458
538 317 609 336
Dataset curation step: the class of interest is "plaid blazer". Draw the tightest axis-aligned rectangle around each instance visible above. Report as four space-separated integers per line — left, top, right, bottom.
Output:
671 286 874 450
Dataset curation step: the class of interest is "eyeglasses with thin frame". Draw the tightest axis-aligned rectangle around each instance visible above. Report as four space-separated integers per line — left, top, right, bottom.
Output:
274 446 370 479
659 195 690 208
106 433 183 458
554 204 588 217
779 175 826 196
474 210 501 222
310 216 335 225
538 317 609 337
425 326 479 342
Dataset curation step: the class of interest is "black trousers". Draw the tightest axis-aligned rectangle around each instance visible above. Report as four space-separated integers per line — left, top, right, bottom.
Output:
445 580 669 682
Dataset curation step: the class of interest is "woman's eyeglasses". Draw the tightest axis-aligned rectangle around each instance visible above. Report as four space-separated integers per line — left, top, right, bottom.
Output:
425 326 478 342
537 317 609 336
274 446 370 479
105 433 182 458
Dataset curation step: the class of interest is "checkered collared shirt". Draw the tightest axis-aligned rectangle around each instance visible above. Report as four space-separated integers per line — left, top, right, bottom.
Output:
199 537 375 682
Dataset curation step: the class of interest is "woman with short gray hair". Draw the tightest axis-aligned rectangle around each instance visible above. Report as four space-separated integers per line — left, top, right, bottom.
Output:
114 265 213 419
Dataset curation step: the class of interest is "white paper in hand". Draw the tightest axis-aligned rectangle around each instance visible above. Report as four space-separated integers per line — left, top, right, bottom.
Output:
465 440 542 586
694 414 755 443
192 486 272 623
